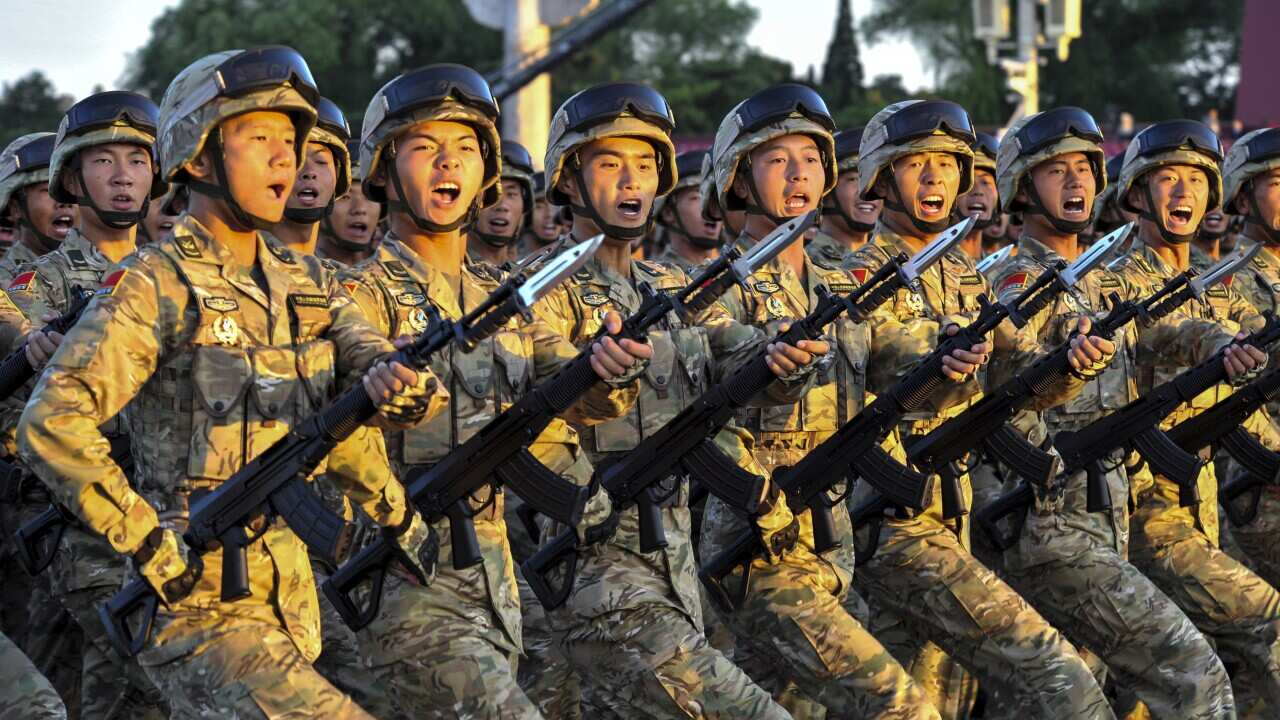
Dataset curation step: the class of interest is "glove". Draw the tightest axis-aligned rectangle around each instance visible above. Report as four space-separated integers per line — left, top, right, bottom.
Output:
132 527 203 605
368 362 447 429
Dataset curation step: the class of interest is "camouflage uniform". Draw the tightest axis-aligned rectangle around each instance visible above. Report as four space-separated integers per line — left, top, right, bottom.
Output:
985 234 1234 719
0 132 56 288
649 244 699 274
342 233 631 719
806 230 857 268
0 630 65 720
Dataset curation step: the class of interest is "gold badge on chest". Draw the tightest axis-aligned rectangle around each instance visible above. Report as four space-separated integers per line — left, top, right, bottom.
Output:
906 290 926 316
407 307 431 334
212 315 240 346
766 295 787 319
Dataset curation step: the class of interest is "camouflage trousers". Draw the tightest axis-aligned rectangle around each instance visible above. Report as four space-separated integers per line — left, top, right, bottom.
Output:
0 630 65 720
358 572 541 720
311 557 406 719
137 614 370 719
855 515 1114 719
713 551 941 720
516 571 582 720
1223 485 1280 590
56 585 168 719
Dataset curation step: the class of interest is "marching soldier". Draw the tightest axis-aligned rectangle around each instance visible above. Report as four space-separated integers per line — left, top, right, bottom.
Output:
651 149 722 272
954 132 999 263
467 139 535 270
318 139 381 267
807 126 880 267
0 133 76 286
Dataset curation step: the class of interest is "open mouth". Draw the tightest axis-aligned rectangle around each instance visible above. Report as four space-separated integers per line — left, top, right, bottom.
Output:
617 198 643 219
432 182 461 206
295 186 320 205
51 213 75 234
1168 205 1193 228
920 195 945 216
489 217 509 229
784 193 809 212
856 202 877 214
267 183 287 201
348 220 369 233
1063 197 1086 215
158 220 174 232
110 193 136 211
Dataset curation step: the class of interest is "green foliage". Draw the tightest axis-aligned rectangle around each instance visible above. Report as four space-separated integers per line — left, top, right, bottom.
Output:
0 71 73 148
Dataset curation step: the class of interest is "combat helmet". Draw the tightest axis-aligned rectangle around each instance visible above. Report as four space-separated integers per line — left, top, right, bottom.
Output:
158 46 318 231
1117 119 1223 244
361 64 501 234
824 126 877 233
710 84 836 225
858 99 976 233
0 132 59 250
284 96 351 224
1223 127 1280 244
997 106 1105 234
654 149 718 248
545 82 677 239
49 91 167 230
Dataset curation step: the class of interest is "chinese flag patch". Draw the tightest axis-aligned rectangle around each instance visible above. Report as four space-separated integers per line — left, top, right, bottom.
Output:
999 272 1028 293
7 271 35 293
850 267 869 285
97 269 127 296
343 281 360 296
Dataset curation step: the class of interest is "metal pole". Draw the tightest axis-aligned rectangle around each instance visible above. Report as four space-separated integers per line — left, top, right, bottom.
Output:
503 0 552 168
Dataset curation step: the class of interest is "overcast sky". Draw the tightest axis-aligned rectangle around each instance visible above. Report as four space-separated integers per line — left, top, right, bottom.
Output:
0 0 931 101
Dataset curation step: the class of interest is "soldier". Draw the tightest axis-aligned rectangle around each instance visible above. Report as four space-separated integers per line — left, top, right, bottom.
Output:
1194 209 1232 268
808 126 880 267
1107 119 1280 710
955 132 999 262
17 46 445 718
698 84 943 719
0 631 65 720
520 171 560 257
650 149 722 272
7 89 173 720
270 96 352 259
1089 154 1132 240
138 183 185 245
986 106 1234 718
536 81 833 719
318 139 380 267
0 133 76 285
468 139 535 269
340 63 651 718
842 99 1111 718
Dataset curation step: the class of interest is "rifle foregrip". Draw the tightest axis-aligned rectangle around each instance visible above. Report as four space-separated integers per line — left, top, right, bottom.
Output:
317 386 378 442
681 271 736 318
539 353 601 416
14 504 69 575
637 490 668 553
99 577 157 659
446 499 483 570
494 449 588 527
521 529 580 610
218 527 251 602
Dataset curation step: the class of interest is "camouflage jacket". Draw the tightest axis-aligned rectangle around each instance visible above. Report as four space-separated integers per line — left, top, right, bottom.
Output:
0 241 40 288
805 229 857 268
986 234 1142 559
1109 240 1264 545
648 243 699 274
342 231 634 653
16 215 419 663
0 290 29 454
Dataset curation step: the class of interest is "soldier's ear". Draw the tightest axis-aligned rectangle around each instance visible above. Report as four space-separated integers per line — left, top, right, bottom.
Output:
1126 183 1147 213
659 203 676 225
872 173 892 201
60 169 80 199
558 175 581 206
1234 187 1253 216
184 149 214 182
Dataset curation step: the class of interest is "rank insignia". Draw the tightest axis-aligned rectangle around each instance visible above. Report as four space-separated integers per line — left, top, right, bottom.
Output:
754 280 780 294
581 292 609 306
203 297 239 313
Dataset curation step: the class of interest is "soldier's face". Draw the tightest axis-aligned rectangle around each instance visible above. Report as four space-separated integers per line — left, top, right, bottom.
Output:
211 111 298 223
73 143 154 223
740 135 823 219
531 198 559 242
1026 152 1096 226
19 182 76 241
140 192 180 244
1133 164 1210 235
476 179 524 240
569 137 660 232
671 187 720 242
329 182 378 246
1203 208 1230 235
956 169 997 223
288 141 337 213
385 120 485 228
835 169 881 227
889 151 961 225
1240 168 1280 230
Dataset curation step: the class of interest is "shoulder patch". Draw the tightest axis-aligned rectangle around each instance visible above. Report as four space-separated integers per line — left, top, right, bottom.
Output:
98 269 127 296
266 242 296 264
395 291 426 306
1099 274 1122 288
580 291 609 307
999 272 1029 293
382 260 411 280
202 297 239 313
289 293 329 309
175 235 202 259
754 280 780 294
343 281 361 296
850 267 869 285
65 249 90 269
8 270 35 293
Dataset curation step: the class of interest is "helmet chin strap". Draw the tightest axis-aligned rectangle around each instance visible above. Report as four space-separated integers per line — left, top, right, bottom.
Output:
569 163 651 240
472 215 524 249
823 196 875 234
386 152 475 234
665 204 719 250
1139 183 1197 246
75 167 148 229
283 199 334 225
1020 180 1089 235
187 133 277 232
881 170 951 234
1243 180 1280 245
15 192 62 254
319 214 375 252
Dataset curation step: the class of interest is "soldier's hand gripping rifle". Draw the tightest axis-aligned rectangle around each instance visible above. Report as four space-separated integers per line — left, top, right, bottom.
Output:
0 285 94 401
97 239 600 659
904 226 1131 535
976 244 1275 550
520 210 921 610
323 214 820 630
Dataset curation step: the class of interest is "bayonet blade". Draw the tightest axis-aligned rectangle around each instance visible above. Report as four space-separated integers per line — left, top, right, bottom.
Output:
1189 242 1260 298
516 235 603 309
900 215 974 284
730 210 817 282
1058 222 1134 288
976 244 1014 275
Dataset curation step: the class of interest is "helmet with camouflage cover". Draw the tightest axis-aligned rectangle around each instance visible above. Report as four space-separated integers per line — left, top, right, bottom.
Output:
972 131 998 176
858 99 976 233
0 132 55 216
49 91 167 230
1117 119 1223 243
544 82 677 239
473 138 536 248
360 63 501 234
284 95 351 224
996 107 1105 234
710 84 836 224
158 46 319 230
1089 153 1125 227
1223 127 1280 243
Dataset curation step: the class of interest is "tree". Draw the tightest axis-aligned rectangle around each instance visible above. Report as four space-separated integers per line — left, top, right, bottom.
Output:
822 0 866 115
0 71 73 147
